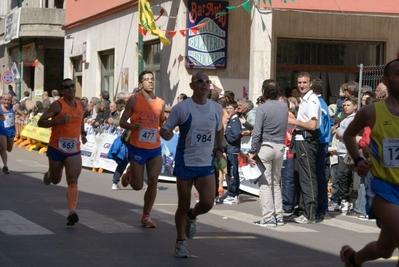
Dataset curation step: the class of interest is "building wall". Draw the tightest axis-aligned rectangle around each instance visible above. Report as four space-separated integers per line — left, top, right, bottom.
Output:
272 10 399 61
262 0 399 15
64 0 251 103
63 0 399 103
65 0 128 25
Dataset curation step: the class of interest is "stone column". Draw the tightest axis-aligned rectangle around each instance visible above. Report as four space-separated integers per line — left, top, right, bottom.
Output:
248 6 273 102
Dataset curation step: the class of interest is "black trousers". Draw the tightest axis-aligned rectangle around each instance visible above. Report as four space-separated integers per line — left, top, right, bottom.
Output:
294 138 319 220
337 156 354 202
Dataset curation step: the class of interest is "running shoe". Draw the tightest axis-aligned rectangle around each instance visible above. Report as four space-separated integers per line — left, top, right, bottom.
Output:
111 183 120 190
185 209 197 239
141 216 156 228
175 240 198 258
275 215 285 226
340 245 361 267
223 196 239 205
3 166 9 175
43 172 51 186
121 173 129 187
357 214 369 221
294 215 315 224
254 217 277 227
66 212 79 226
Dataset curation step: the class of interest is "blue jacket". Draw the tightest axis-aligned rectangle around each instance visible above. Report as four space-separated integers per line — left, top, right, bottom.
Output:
225 114 241 153
107 136 128 164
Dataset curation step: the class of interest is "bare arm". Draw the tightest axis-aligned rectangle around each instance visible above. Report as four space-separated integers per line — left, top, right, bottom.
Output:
343 105 375 177
80 102 87 144
119 96 141 131
37 101 66 128
288 117 318 131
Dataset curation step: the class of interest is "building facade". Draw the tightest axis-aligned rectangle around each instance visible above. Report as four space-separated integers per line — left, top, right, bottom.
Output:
0 0 399 105
62 0 399 104
0 0 65 99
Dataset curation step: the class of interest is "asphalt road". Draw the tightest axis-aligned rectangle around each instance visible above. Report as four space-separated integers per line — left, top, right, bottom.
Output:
0 146 396 267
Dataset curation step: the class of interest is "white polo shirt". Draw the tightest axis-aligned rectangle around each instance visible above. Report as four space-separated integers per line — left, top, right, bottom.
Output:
295 90 321 140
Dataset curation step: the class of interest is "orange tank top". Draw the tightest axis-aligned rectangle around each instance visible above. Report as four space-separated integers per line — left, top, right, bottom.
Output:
129 93 162 149
49 98 83 153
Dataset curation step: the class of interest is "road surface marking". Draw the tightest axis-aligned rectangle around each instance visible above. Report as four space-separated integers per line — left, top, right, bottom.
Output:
54 209 143 233
0 210 53 235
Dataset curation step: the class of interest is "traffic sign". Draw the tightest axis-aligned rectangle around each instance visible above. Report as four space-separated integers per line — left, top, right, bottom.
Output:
1 71 13 85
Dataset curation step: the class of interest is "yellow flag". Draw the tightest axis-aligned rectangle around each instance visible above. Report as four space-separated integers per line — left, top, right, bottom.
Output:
139 0 171 45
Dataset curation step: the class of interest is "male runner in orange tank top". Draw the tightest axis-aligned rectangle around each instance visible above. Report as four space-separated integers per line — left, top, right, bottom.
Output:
120 70 166 228
38 78 87 226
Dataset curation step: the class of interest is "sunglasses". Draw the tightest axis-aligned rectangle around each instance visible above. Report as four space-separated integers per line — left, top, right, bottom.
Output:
192 79 212 85
62 84 75 90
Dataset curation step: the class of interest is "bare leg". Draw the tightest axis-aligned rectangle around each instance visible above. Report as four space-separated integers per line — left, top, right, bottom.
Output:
143 155 162 214
349 195 399 265
0 135 8 167
175 177 194 240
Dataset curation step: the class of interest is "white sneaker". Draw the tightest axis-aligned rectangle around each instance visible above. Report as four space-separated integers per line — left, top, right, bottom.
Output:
223 196 239 205
175 240 198 258
112 183 120 190
340 200 351 212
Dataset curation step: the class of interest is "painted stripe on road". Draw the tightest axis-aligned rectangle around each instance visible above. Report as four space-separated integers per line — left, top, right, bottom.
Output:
209 210 318 232
319 217 379 233
15 159 47 168
54 209 143 234
0 210 54 235
194 236 257 239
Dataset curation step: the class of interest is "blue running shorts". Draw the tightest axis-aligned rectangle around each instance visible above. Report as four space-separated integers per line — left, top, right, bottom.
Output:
47 146 81 162
127 144 161 164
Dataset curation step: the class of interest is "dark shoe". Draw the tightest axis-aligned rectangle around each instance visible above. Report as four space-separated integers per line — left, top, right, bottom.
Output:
3 166 9 174
316 213 332 221
346 209 362 217
66 212 79 226
43 172 51 186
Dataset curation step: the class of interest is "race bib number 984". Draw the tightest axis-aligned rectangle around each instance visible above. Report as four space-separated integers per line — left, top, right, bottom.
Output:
191 129 213 146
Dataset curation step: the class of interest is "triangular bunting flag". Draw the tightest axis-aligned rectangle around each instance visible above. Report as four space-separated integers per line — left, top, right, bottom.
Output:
226 6 237 11
241 0 251 13
190 27 198 35
216 11 228 17
180 29 186 37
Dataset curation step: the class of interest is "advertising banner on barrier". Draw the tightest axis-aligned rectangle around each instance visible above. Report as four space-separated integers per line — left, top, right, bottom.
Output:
20 115 51 143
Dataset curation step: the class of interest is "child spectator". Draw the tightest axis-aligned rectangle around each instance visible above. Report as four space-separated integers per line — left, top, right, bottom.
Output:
222 100 242 205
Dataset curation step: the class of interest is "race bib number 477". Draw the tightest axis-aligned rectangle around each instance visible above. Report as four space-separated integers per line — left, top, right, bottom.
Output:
139 128 157 143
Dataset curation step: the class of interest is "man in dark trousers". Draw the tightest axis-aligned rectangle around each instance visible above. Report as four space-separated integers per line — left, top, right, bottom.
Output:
287 72 321 224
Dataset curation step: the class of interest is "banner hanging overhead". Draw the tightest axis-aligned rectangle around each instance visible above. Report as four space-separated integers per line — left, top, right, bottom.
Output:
4 8 21 44
186 1 228 69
